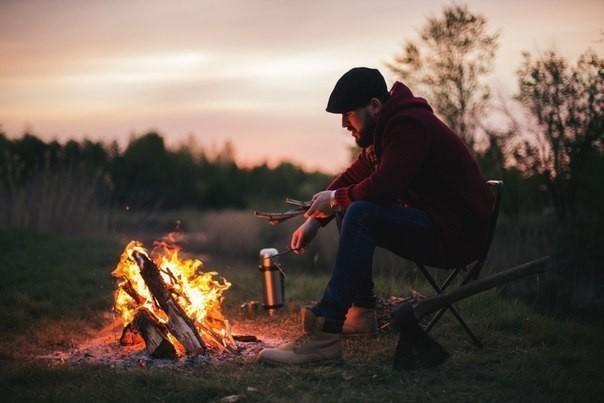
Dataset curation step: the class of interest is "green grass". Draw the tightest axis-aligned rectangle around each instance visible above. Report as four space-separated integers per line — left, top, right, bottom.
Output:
1 230 603 403
0 231 118 351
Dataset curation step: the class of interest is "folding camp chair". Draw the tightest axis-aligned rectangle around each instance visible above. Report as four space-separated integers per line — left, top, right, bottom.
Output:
414 180 503 348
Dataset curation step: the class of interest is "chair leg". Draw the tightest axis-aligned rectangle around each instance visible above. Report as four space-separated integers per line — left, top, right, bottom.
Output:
438 268 461 291
425 306 483 348
420 267 460 330
440 269 461 292
415 263 483 348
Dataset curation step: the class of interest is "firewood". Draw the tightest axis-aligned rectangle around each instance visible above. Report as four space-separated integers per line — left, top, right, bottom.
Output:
122 279 146 305
119 322 143 346
132 308 177 359
233 335 260 343
132 251 206 355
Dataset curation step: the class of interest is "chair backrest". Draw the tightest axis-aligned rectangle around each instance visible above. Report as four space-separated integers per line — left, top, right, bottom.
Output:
475 180 503 265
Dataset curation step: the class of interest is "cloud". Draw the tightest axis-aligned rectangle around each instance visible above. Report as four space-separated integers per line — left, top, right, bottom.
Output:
1 0 602 172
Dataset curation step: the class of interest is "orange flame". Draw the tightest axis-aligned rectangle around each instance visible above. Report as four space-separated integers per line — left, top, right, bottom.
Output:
112 232 234 351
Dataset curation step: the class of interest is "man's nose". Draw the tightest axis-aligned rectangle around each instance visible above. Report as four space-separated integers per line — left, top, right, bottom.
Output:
341 114 348 128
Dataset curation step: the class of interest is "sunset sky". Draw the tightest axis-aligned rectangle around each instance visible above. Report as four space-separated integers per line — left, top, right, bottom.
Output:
1 0 602 173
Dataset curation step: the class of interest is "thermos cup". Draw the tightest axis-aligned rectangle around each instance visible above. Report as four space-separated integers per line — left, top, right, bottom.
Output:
258 248 286 315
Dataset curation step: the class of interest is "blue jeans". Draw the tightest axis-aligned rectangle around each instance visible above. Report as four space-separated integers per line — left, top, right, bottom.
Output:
312 201 437 332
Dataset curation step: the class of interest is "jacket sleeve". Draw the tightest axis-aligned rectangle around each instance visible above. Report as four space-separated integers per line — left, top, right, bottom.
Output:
326 149 374 190
314 148 374 226
333 117 429 209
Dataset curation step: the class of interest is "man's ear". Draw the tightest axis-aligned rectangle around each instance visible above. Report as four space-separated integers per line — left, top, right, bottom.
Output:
368 98 382 116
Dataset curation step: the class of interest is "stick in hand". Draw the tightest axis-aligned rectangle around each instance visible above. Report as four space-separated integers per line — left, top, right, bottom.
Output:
254 198 312 225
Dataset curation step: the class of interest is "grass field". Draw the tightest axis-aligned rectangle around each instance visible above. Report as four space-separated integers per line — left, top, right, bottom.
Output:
1 230 603 403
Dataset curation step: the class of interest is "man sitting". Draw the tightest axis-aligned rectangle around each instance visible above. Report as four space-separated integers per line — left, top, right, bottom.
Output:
259 67 493 366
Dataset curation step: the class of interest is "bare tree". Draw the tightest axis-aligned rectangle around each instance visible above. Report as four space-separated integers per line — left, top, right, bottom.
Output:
514 49 604 219
386 4 499 150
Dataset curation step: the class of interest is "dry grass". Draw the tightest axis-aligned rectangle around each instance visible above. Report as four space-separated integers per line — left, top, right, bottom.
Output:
0 167 113 236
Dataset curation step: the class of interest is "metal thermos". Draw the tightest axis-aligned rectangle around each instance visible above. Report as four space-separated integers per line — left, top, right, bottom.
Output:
258 248 286 315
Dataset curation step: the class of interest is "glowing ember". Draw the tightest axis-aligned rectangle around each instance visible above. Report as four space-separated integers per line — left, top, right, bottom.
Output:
112 232 235 352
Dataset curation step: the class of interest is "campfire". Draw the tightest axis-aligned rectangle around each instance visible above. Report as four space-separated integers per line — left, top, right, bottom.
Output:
112 233 235 359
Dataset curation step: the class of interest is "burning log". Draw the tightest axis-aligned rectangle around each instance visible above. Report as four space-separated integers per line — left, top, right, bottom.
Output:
119 323 143 346
122 279 146 305
112 238 235 359
132 308 177 359
132 251 206 355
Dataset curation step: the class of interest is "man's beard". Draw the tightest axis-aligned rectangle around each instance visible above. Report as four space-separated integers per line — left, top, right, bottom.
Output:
355 115 377 148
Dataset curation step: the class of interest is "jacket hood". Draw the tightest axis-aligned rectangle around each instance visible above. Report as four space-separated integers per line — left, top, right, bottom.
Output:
371 82 433 158
378 81 433 121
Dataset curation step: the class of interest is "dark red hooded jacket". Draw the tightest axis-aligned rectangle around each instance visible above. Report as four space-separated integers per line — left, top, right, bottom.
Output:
327 82 494 267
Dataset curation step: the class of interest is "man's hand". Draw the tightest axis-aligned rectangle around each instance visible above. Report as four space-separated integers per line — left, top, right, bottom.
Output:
304 190 336 219
290 217 321 254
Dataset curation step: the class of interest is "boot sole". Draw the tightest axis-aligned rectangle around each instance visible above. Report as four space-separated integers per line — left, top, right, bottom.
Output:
258 356 344 367
342 331 379 339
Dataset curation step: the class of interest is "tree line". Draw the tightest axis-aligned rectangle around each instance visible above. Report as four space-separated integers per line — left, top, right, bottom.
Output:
0 131 329 210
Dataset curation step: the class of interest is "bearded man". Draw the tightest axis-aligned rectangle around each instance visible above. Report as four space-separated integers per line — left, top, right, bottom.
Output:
259 67 493 366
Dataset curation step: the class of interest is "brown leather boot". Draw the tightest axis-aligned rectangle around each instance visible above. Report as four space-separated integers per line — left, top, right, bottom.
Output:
342 306 378 337
273 306 320 351
298 305 378 336
258 310 342 366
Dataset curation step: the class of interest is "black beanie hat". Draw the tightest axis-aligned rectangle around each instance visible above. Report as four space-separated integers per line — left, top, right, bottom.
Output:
326 67 388 113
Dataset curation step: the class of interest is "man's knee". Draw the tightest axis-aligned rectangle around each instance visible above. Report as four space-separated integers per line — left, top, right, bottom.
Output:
342 201 379 227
